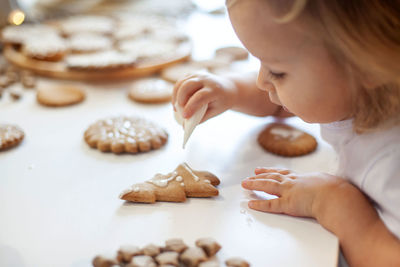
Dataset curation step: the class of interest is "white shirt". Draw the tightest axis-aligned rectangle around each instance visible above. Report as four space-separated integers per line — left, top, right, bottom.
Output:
320 120 400 239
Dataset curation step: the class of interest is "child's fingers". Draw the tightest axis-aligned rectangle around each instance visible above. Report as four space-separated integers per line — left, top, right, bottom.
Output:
254 167 291 175
241 178 282 196
248 199 284 214
176 78 205 108
249 172 284 182
172 76 191 106
183 87 214 118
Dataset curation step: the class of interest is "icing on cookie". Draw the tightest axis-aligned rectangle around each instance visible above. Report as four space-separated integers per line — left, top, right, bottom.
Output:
147 172 177 187
270 127 304 141
175 176 183 182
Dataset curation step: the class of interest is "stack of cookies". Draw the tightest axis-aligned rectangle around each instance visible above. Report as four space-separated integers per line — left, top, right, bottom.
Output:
0 14 190 72
93 238 250 267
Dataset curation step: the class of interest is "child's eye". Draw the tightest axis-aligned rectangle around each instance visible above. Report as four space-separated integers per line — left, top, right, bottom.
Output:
268 71 286 81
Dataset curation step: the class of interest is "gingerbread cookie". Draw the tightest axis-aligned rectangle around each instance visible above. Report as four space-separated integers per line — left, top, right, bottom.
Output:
67 33 113 54
225 258 250 267
22 36 67 61
118 38 178 61
58 15 114 36
0 124 24 151
84 116 168 154
257 123 317 157
160 63 207 83
66 51 136 71
215 46 249 61
1 24 59 46
119 163 220 203
36 84 85 107
128 78 173 104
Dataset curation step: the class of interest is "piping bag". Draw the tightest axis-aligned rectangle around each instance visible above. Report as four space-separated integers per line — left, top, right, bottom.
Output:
174 102 208 149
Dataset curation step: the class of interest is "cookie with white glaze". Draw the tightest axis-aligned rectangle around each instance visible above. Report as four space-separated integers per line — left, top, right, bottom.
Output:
119 163 220 203
128 77 173 104
257 122 317 157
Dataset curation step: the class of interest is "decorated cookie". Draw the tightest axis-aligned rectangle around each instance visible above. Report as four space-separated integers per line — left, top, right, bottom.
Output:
1 24 59 46
119 163 220 203
22 35 67 61
58 15 114 36
180 247 207 267
160 63 207 83
215 46 249 61
36 84 85 107
84 116 168 154
0 124 24 151
117 245 142 263
118 38 178 61
92 255 119 267
195 238 221 257
68 33 113 54
257 122 317 157
128 77 173 104
66 50 136 71
164 239 188 253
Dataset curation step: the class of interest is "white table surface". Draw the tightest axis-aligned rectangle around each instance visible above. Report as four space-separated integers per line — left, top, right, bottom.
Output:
0 9 339 267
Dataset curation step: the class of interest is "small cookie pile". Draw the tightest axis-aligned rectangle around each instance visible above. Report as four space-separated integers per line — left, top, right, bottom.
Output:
84 116 168 154
0 59 36 101
120 162 220 203
0 124 25 151
92 238 250 267
257 122 317 157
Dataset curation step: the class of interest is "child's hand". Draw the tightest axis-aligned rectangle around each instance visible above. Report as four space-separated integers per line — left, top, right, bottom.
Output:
241 167 347 218
172 72 238 123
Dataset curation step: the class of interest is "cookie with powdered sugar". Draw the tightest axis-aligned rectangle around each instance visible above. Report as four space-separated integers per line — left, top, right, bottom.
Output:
66 50 136 71
257 122 317 157
67 33 113 54
58 15 114 36
84 116 168 154
0 124 25 151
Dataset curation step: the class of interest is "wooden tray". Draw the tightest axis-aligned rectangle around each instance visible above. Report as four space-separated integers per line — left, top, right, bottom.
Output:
3 43 191 81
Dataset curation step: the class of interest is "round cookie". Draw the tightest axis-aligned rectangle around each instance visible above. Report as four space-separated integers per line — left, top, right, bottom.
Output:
67 33 113 54
0 124 24 151
36 84 85 107
128 78 173 104
257 123 317 157
215 46 249 61
160 63 207 83
84 116 168 154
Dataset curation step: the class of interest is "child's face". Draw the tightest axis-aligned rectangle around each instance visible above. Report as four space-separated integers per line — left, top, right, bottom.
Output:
228 0 355 123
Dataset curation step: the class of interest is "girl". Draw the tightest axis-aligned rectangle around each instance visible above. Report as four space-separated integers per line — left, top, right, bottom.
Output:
172 0 400 266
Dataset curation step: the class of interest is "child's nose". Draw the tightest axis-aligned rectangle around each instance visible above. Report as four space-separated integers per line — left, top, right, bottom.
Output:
256 69 275 92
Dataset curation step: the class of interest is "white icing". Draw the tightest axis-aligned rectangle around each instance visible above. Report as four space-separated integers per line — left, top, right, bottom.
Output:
175 176 183 182
180 182 185 187
133 186 140 192
204 179 210 184
183 163 201 182
147 172 177 187
270 127 304 141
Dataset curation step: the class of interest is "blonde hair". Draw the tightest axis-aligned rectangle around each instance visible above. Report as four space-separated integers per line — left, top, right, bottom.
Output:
232 0 400 133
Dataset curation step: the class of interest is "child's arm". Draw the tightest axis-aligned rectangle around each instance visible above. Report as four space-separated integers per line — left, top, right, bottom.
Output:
172 71 292 122
242 168 400 267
